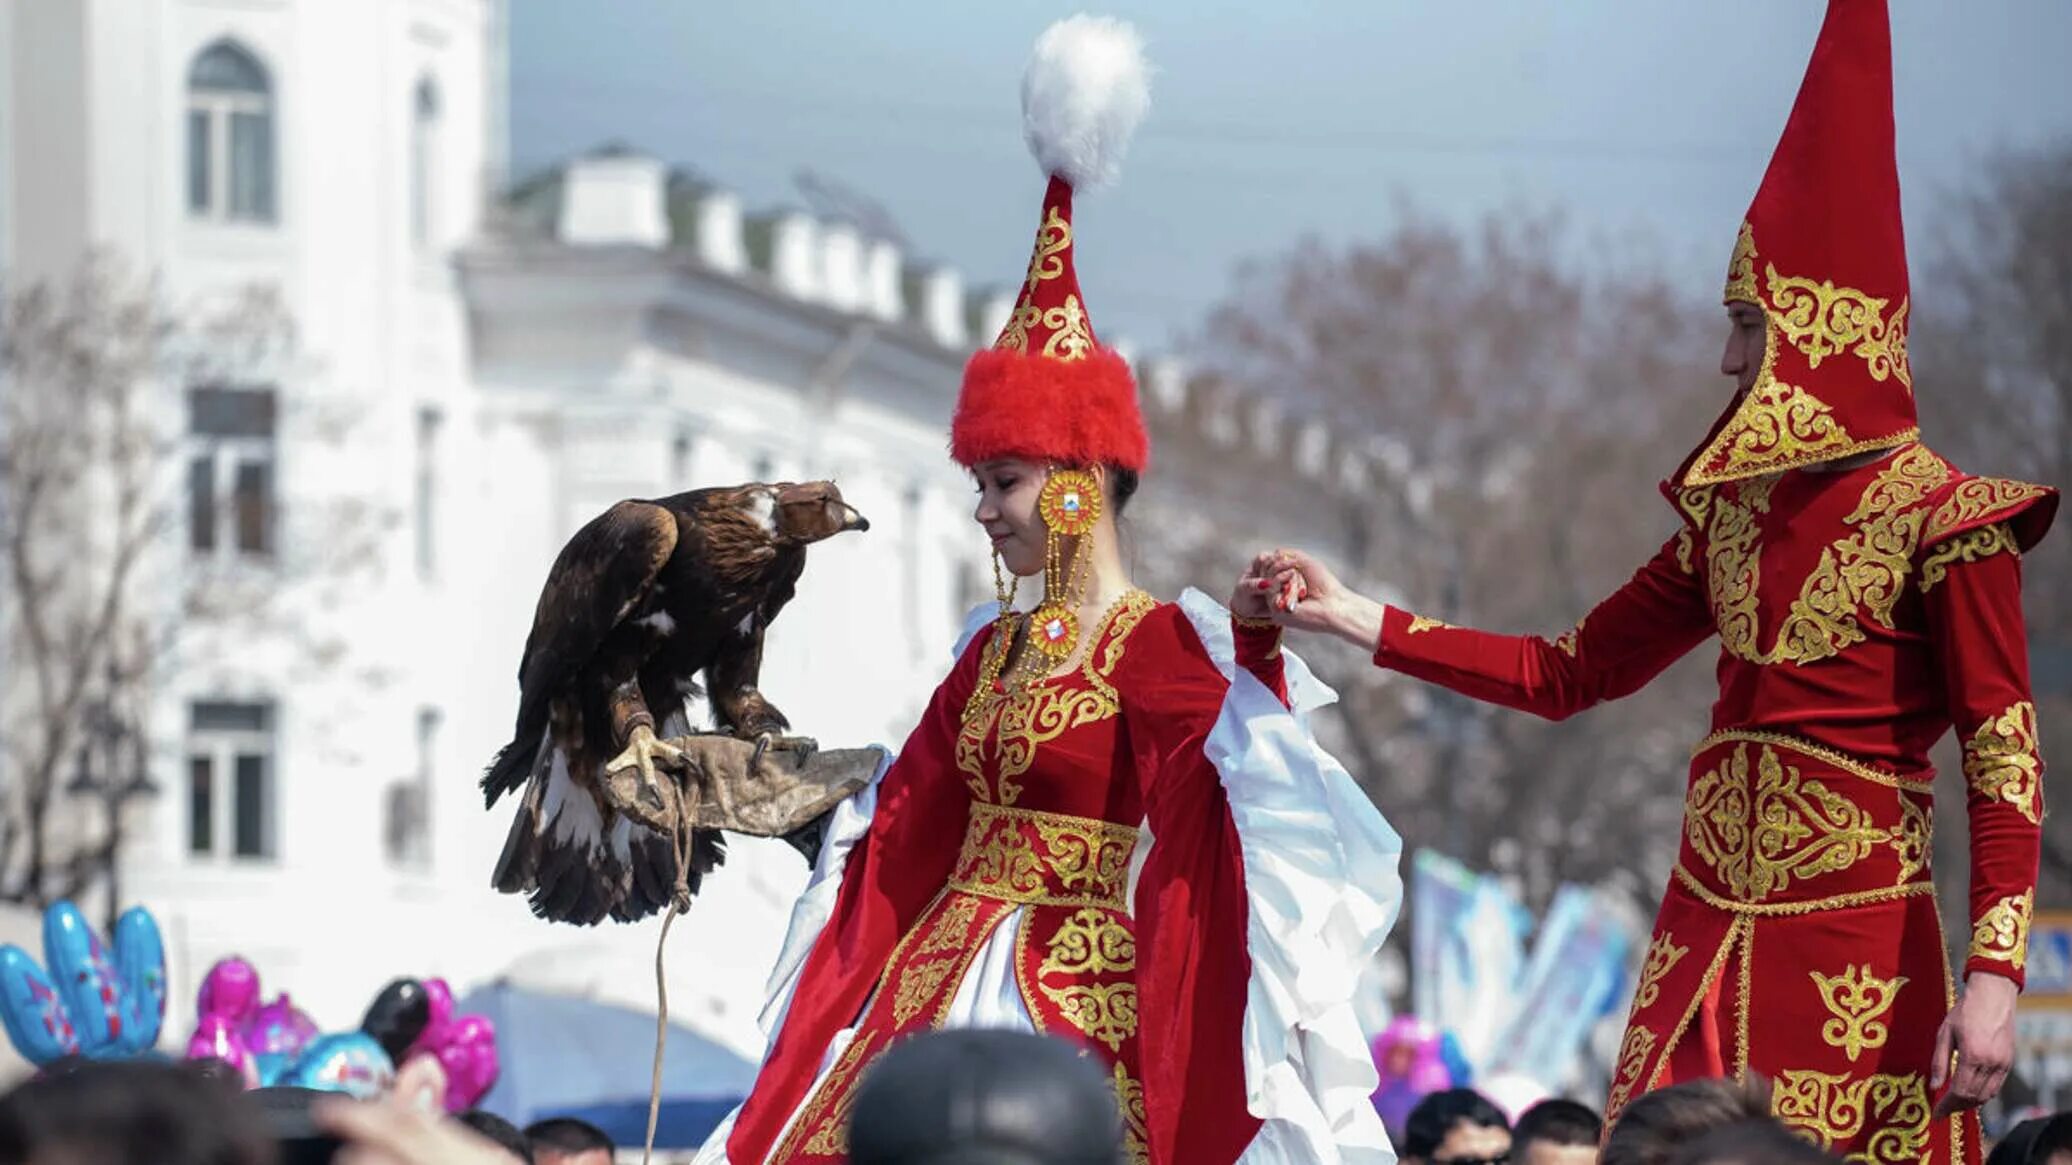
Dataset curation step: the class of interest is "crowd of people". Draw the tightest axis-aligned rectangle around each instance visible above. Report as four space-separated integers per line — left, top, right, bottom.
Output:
2 1030 2069 1165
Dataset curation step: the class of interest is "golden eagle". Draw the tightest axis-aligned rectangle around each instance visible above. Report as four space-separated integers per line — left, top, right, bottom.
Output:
484 481 868 924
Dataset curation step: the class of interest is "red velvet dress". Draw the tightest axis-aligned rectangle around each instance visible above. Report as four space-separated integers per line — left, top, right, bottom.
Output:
1373 444 2053 1164
711 592 1400 1165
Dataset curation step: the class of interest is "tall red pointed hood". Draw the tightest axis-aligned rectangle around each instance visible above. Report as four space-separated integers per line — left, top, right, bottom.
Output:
949 16 1151 474
1678 0 1917 487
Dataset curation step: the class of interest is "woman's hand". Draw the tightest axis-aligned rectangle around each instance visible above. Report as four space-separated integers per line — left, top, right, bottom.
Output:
1254 549 1390 651
1232 551 1302 621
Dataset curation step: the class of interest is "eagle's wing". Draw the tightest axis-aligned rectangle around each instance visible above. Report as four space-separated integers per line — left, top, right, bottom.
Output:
481 500 677 807
706 551 805 737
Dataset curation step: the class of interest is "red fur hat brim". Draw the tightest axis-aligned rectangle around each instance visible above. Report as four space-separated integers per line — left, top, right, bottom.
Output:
950 347 1148 472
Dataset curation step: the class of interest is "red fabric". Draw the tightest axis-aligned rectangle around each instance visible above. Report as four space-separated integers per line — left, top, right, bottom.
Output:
1372 443 2050 1162
725 630 992 1162
731 604 1275 1164
951 346 1147 471
1678 0 1918 486
949 174 1149 472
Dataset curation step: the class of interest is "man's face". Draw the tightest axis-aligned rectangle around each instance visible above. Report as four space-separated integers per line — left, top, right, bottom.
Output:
1517 1139 1597 1165
1430 1119 1513 1165
1720 301 1767 396
535 1150 614 1165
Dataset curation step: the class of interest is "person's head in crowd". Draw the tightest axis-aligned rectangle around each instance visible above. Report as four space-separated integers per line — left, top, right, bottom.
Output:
1512 1099 1603 1165
1403 1088 1513 1165
1602 1077 1775 1165
1667 1120 1838 1165
0 1058 275 1165
848 1029 1123 1165
1990 1114 2072 1165
525 1116 616 1165
457 1110 536 1165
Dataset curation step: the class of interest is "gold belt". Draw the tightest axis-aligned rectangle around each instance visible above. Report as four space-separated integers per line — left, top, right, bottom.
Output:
947 802 1138 910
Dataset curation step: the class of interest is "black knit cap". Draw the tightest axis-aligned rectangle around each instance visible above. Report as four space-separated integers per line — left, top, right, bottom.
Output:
847 1030 1125 1165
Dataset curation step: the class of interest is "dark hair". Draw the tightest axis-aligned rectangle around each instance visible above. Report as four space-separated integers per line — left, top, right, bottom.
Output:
525 1116 615 1157
1514 1099 1603 1150
0 1058 275 1165
1667 1119 1839 1165
458 1110 536 1164
1603 1077 1775 1165
1404 1089 1511 1160
848 1029 1123 1165
1106 465 1140 513
1990 1115 2072 1165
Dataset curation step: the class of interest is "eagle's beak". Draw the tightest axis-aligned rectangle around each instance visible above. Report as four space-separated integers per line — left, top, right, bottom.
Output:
841 504 870 533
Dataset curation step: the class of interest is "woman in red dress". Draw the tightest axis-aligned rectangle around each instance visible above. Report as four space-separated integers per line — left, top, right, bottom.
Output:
694 17 1402 1165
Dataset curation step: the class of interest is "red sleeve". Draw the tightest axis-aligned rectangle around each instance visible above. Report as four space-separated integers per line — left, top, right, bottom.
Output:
727 628 988 1161
1922 526 2045 988
1373 531 1713 720
1232 616 1290 706
1123 610 1263 1164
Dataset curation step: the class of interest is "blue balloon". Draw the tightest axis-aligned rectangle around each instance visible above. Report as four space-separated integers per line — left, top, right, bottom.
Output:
252 1050 293 1088
42 902 126 1056
112 907 166 1054
0 944 79 1065
281 1032 395 1099
1438 1029 1474 1086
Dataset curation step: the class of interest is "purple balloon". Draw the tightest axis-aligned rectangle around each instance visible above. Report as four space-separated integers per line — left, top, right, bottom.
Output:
243 994 318 1057
434 1014 499 1112
197 958 261 1025
185 1014 257 1087
406 977 456 1060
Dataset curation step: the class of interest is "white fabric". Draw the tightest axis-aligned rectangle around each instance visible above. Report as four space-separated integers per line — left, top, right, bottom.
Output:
1176 588 1404 1165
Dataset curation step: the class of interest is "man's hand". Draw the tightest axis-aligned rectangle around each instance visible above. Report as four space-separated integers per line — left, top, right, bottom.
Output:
1931 971 2019 1119
1245 548 1389 651
316 1094 526 1165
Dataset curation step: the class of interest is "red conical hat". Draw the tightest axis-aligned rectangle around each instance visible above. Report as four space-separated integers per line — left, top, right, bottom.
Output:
1678 0 1916 487
949 16 1150 473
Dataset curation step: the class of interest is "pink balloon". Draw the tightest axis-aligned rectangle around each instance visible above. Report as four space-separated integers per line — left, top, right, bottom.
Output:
186 1014 258 1087
197 958 261 1024
434 1014 499 1112
244 993 318 1056
407 978 457 1060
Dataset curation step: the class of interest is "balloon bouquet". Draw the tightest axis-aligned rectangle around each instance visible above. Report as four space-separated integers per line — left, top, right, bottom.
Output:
0 900 497 1109
1369 1017 1456 1140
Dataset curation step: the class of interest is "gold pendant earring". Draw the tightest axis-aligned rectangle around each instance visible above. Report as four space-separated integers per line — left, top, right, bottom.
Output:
992 549 1018 616
1025 468 1104 664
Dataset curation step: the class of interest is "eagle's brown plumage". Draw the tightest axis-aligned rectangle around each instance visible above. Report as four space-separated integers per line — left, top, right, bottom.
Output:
483 481 868 925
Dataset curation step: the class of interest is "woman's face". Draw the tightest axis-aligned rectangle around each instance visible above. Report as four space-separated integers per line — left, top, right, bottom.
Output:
972 458 1050 578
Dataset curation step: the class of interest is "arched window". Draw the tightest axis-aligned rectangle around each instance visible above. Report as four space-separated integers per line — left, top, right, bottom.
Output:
411 76 440 246
186 40 276 223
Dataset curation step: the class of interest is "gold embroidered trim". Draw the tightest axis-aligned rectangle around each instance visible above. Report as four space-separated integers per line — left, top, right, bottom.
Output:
1765 263 1912 390
1554 617 1584 657
1963 701 2042 825
1618 918 1747 1124
1022 206 1071 292
1113 1062 1151 1165
1772 1069 1932 1164
1921 523 2020 592
776 1029 878 1161
1970 890 2033 970
1723 222 1760 305
948 803 1138 910
1691 731 1934 794
1924 477 2051 546
1232 613 1280 631
1672 865 1933 916
1683 743 1927 904
1674 527 1696 575
1635 933 1688 1010
1406 613 1451 634
1810 964 1908 1064
1701 445 1950 666
1606 1026 1659 1120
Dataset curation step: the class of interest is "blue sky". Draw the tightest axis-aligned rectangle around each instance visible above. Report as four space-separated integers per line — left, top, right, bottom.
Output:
510 2 2072 347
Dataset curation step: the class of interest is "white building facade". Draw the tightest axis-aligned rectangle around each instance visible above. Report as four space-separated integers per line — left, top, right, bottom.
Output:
0 0 1387 1075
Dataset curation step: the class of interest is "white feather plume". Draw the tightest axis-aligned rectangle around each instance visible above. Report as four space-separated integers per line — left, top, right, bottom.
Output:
1021 15 1151 190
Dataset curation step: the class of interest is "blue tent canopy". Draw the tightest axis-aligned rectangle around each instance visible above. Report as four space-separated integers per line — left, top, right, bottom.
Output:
458 980 757 1145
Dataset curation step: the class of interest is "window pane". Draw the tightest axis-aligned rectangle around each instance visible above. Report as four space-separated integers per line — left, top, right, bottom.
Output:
189 43 269 94
234 460 272 554
189 455 216 552
190 701 271 733
187 110 212 213
188 756 214 855
188 386 276 438
233 753 267 858
229 111 275 223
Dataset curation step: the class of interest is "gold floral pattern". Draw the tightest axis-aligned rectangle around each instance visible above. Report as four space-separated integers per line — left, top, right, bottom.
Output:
1765 264 1911 389
1606 1026 1658 1119
1036 908 1139 1052
949 804 1137 910
1021 205 1072 291
1113 1062 1151 1165
1635 933 1689 1009
1724 221 1760 304
1924 477 2051 545
1554 618 1585 657
1683 744 1919 903
1809 964 1908 1063
1701 445 1949 666
1406 613 1451 634
1921 523 2020 592
777 1030 878 1162
916 895 980 958
1691 374 1857 484
891 957 958 1027
1970 890 2034 970
1674 527 1697 575
1042 982 1139 1053
1772 1070 1931 1165
1038 908 1136 978
1963 702 2043 824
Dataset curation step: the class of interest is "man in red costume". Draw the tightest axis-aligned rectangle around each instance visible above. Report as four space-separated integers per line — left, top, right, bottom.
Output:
1258 3 2053 1161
